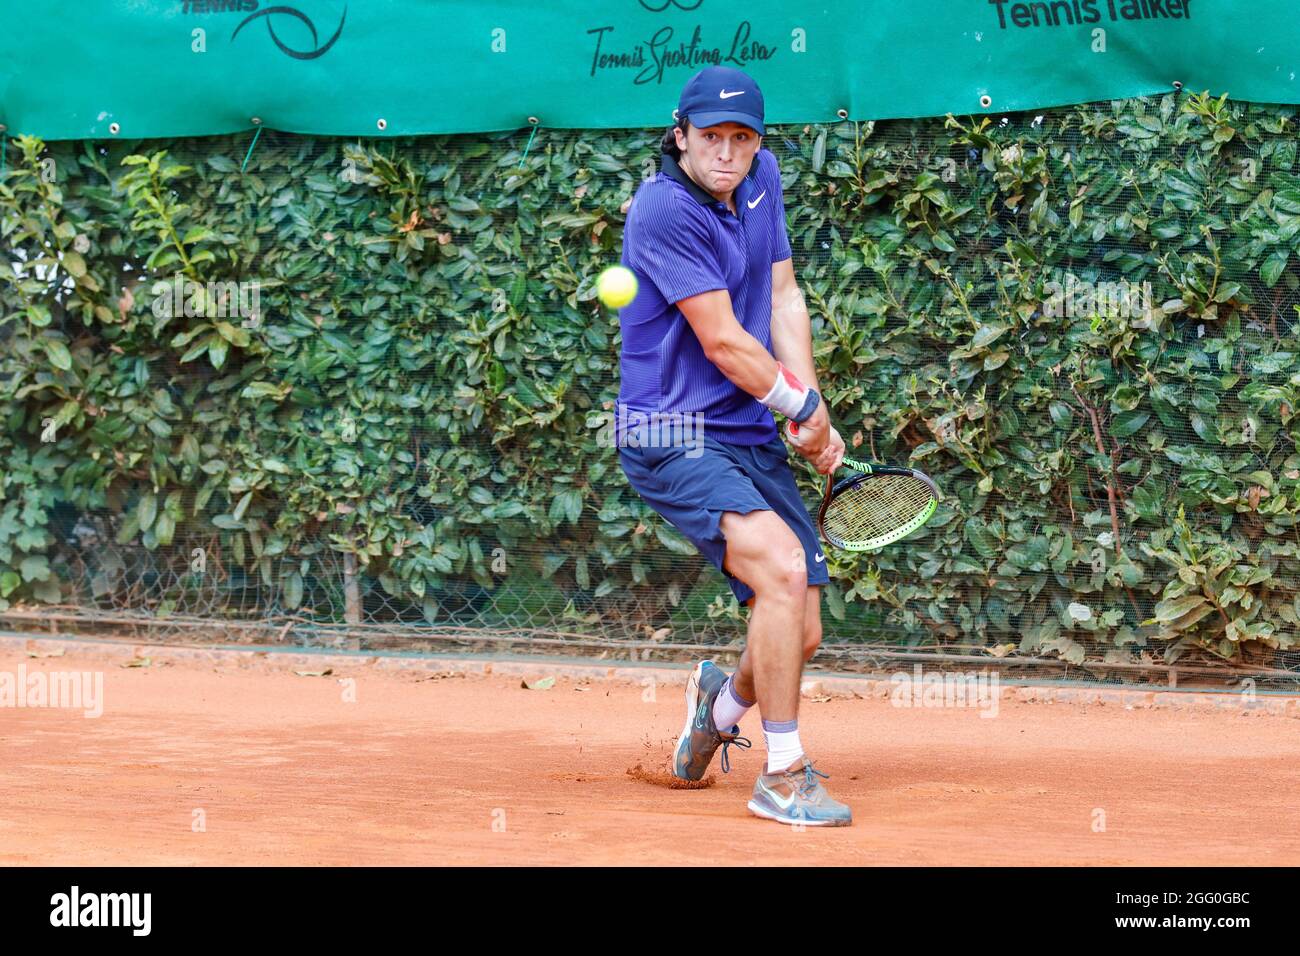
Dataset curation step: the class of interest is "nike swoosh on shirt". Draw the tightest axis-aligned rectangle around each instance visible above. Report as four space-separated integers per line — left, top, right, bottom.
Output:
719 89 745 99
814 553 825 563
747 190 766 209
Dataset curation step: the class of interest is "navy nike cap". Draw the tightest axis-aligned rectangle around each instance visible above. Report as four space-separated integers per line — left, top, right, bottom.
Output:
676 66 765 135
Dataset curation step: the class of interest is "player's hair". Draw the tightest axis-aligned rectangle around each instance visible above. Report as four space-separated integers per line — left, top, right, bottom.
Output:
660 116 691 158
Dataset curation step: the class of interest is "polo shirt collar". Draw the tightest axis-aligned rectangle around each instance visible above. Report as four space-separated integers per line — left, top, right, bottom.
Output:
661 151 760 214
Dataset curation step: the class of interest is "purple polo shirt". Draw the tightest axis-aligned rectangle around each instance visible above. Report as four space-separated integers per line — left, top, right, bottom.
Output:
616 146 793 445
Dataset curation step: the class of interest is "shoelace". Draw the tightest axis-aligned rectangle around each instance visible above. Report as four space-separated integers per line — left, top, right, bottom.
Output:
717 731 752 773
795 760 830 797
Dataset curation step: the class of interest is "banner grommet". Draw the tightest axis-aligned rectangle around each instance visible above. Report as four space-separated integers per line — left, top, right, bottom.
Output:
109 122 120 135
377 118 388 131
979 94 992 108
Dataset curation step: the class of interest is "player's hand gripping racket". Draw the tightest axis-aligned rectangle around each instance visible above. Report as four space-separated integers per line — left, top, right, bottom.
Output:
788 421 941 552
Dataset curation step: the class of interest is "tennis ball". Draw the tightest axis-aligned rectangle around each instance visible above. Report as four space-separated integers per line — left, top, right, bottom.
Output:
596 265 638 308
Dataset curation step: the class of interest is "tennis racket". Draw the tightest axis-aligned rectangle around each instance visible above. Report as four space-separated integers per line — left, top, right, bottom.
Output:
788 421 941 552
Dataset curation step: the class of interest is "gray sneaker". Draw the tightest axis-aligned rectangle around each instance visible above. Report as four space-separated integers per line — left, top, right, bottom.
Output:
748 756 853 826
672 660 751 781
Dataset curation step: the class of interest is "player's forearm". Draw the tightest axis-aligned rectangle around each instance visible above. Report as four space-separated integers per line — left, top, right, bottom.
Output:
708 328 822 426
683 289 821 423
704 328 783 399
770 281 819 392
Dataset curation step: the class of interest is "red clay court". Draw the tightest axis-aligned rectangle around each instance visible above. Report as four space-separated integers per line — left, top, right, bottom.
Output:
3 640 1298 866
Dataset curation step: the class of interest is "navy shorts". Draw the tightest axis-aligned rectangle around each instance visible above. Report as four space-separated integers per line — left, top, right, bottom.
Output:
618 434 829 603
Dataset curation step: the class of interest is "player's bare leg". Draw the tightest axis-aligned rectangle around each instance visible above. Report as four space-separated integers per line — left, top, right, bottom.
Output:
732 585 823 709
718 510 806 724
720 509 851 825
670 509 801 782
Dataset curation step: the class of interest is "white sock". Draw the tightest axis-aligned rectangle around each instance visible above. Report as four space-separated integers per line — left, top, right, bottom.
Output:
762 719 804 774
711 675 753 733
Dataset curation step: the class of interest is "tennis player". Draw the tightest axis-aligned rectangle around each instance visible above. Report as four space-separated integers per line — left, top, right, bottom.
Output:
615 66 852 826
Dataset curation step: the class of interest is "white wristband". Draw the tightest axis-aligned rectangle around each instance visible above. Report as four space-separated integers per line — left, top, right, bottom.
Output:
760 363 820 423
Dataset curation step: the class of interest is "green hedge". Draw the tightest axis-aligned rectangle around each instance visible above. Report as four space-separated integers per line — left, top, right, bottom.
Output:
4 90 1300 668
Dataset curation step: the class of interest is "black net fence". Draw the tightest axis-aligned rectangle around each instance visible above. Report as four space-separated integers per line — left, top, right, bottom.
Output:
5 92 1300 688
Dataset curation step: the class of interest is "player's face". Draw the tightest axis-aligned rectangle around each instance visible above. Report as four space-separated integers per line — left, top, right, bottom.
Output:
677 122 761 200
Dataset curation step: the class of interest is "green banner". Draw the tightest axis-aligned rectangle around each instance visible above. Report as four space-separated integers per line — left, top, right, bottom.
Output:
1 1 1297 140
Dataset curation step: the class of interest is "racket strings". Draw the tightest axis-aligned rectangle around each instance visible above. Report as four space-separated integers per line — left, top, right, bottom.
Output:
823 474 935 547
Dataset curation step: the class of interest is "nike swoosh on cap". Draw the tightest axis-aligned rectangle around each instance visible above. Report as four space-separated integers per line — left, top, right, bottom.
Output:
719 89 745 99
747 190 766 209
